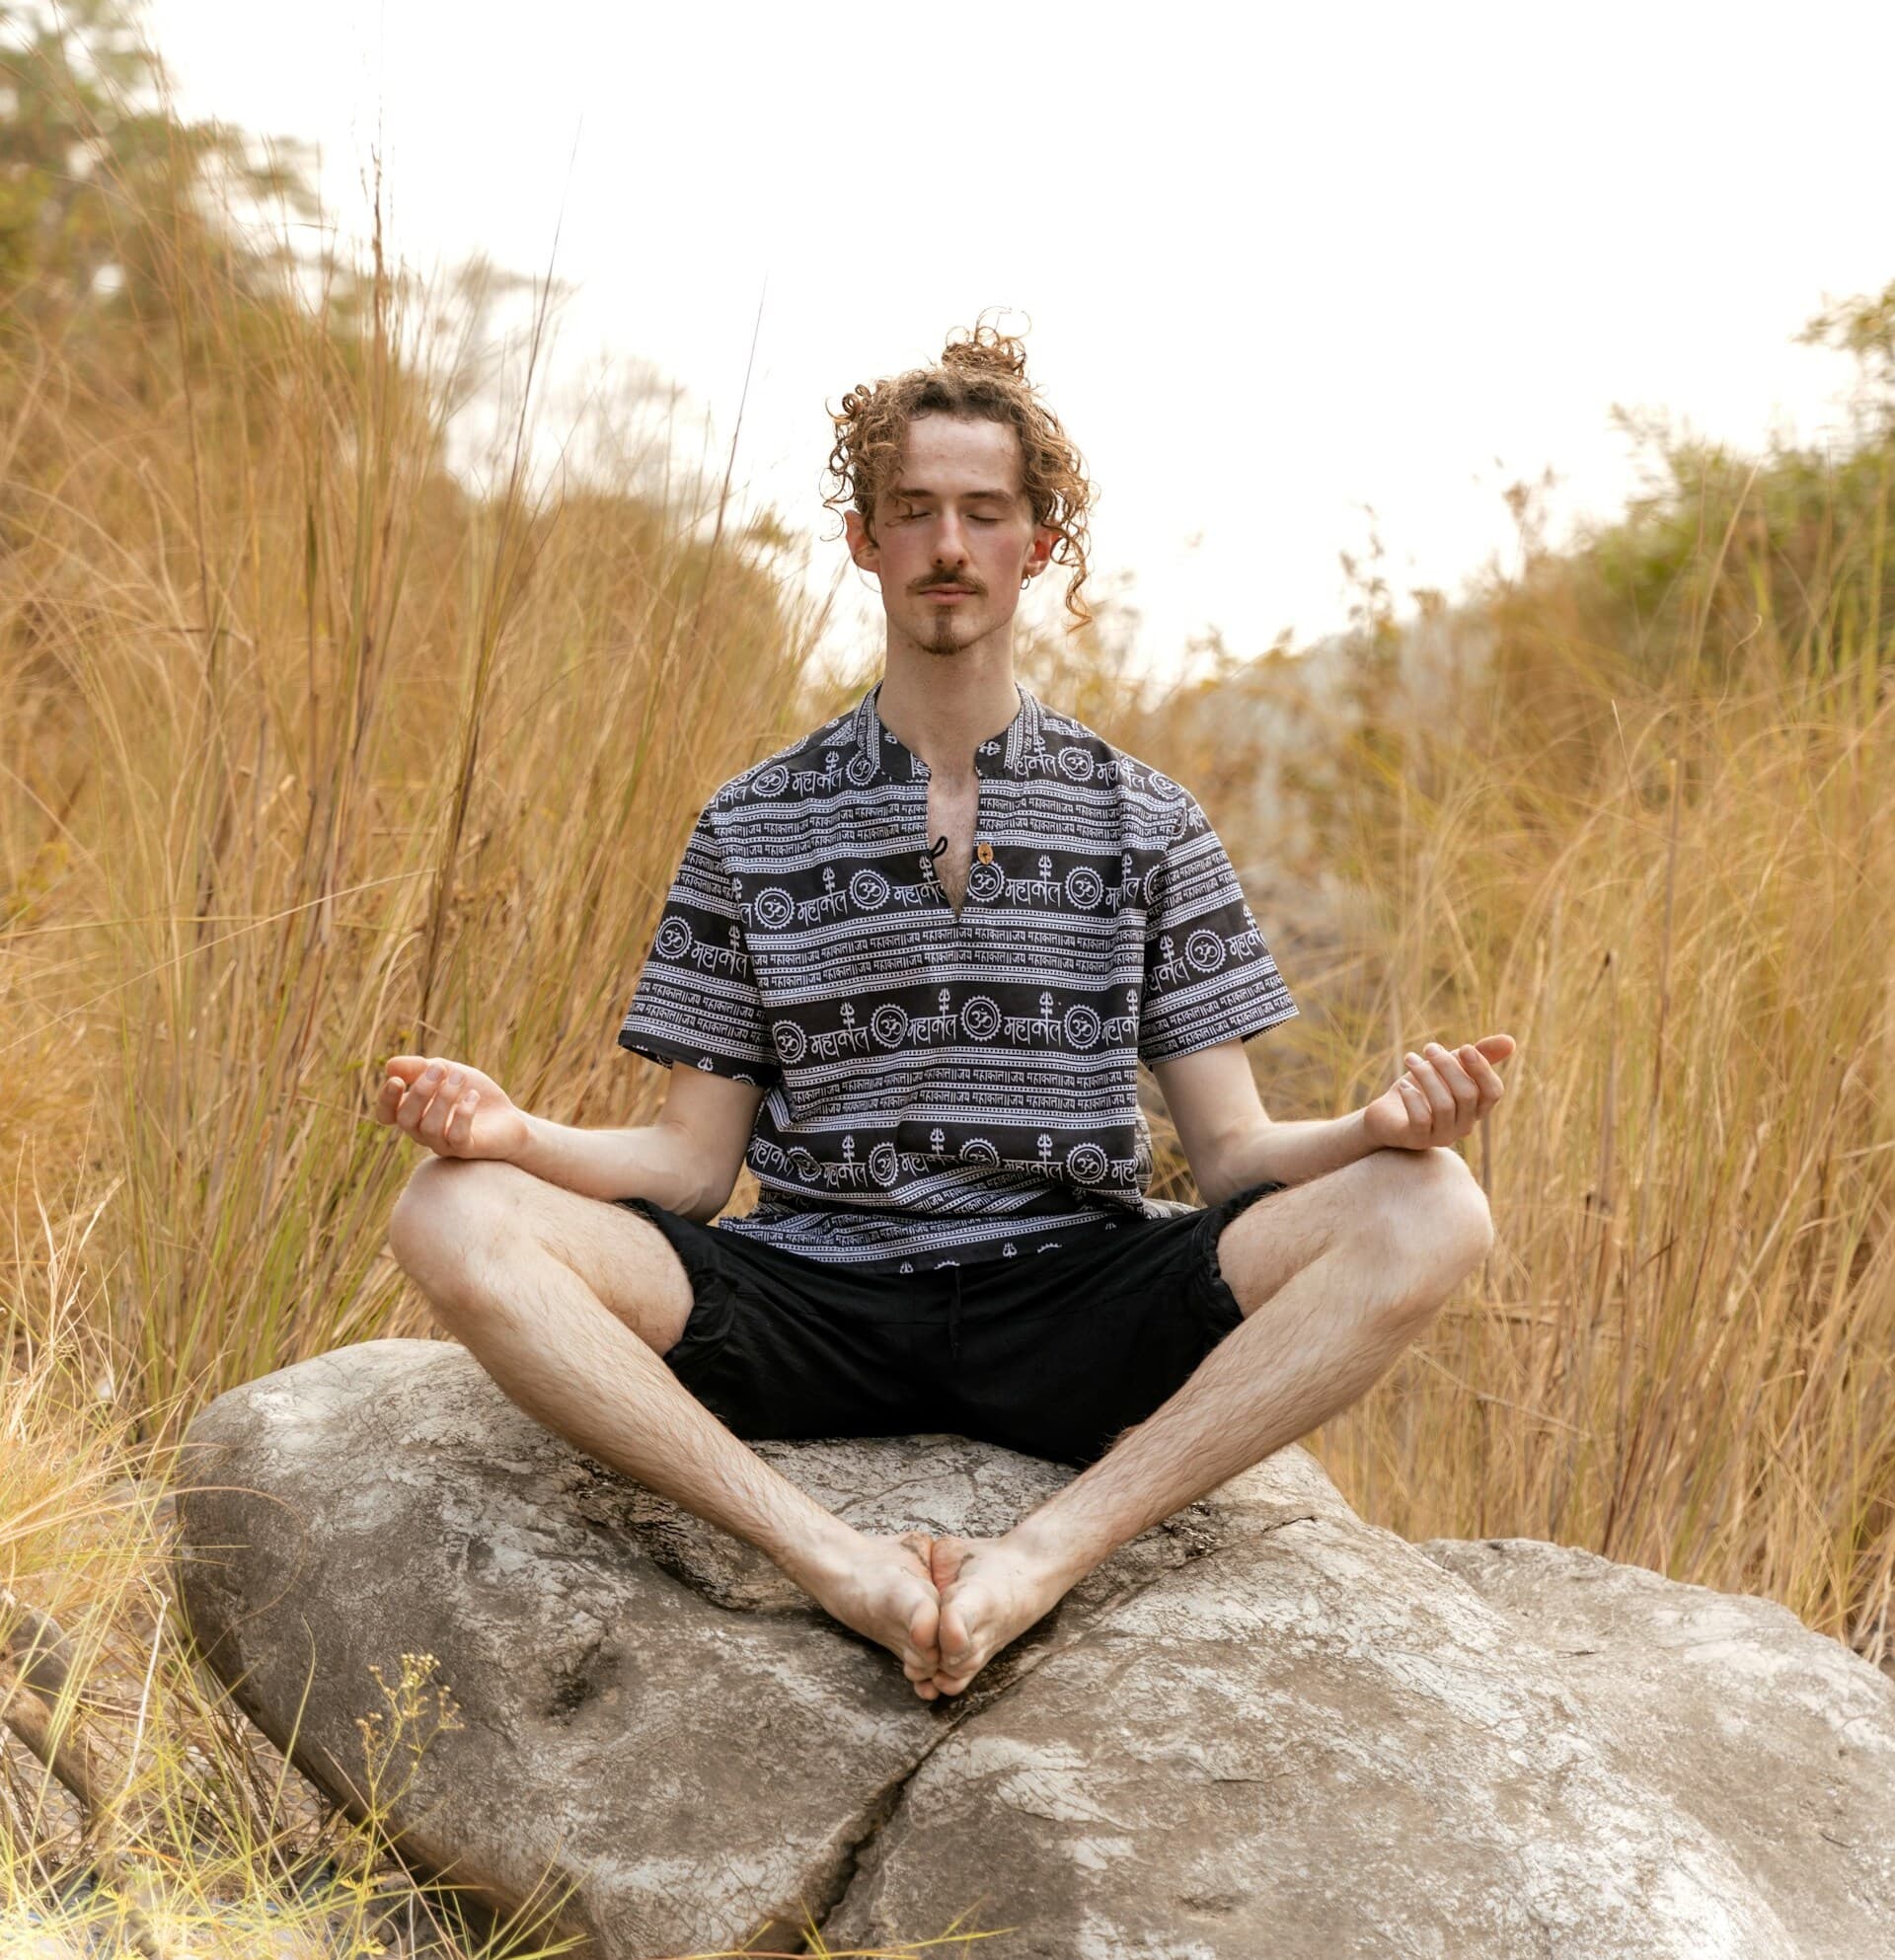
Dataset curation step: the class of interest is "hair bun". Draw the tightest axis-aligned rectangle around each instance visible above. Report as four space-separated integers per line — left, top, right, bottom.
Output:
940 318 1031 382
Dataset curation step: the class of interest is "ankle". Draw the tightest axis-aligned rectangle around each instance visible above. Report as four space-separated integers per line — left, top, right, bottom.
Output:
1001 1515 1100 1592
778 1515 871 1593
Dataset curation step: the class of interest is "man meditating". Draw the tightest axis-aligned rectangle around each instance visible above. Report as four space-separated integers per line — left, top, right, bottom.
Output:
376 323 1513 1702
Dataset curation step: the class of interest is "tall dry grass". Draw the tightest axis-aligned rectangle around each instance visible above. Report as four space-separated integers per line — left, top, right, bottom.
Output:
1297 436 1895 1657
0 35 891 1942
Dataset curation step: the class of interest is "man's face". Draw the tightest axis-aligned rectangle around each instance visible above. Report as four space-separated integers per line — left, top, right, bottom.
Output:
845 415 1056 656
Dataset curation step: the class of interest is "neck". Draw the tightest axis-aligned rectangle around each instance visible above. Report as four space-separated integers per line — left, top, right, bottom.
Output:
874 641 1022 784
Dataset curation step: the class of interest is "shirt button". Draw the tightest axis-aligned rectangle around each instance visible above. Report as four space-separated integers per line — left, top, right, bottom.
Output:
976 841 994 864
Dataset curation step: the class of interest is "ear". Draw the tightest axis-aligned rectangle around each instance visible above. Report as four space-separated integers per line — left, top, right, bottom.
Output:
844 506 880 574
1024 521 1057 581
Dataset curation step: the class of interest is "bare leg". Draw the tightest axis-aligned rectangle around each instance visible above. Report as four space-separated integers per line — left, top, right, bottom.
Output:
388 1158 948 1698
924 1146 1494 1695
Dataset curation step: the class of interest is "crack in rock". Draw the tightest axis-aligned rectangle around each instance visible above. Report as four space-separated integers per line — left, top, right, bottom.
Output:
805 1520 1259 1943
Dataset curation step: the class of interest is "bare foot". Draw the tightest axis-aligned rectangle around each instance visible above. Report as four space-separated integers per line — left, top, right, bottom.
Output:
797 1530 947 1700
927 1534 1076 1696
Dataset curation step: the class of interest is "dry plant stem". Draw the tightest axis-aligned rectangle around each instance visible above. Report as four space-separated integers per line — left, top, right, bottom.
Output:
163 1614 304 1880
0 1657 184 1960
0 1756 57 1885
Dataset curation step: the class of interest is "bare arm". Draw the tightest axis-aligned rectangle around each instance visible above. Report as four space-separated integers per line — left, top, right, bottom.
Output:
1151 1031 1516 1201
517 1069 763 1218
373 1053 765 1223
1150 1041 1373 1202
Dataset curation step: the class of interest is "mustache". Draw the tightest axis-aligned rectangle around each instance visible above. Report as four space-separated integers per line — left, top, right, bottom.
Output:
915 577 983 593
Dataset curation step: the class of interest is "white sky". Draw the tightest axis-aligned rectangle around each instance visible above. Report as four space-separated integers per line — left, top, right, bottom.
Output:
143 0 1895 684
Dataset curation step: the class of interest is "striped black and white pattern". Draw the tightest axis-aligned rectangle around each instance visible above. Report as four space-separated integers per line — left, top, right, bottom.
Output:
618 680 1298 1272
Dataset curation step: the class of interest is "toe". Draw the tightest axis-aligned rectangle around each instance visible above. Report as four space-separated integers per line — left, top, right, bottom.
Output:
938 1597 974 1669
906 1593 941 1666
930 1535 970 1588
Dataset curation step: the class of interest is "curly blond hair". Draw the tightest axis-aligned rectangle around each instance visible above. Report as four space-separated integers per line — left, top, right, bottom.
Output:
822 312 1097 633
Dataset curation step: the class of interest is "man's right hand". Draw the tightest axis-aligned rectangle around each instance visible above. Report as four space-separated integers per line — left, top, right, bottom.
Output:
374 1054 530 1162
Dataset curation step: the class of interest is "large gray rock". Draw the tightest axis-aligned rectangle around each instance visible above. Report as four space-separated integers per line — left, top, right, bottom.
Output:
172 1338 1895 1958
1418 1539 1895 1953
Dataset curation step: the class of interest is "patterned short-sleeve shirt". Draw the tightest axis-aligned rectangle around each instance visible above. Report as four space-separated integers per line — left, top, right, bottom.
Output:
618 680 1298 1272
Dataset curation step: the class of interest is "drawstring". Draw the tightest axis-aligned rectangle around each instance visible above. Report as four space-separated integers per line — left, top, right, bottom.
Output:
949 1264 962 1362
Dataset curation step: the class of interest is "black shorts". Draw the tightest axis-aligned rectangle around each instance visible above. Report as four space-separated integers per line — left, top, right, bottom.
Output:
612 1180 1288 1468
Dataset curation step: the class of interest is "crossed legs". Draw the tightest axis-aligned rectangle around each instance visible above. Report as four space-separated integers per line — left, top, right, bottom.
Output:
386 1146 1491 1698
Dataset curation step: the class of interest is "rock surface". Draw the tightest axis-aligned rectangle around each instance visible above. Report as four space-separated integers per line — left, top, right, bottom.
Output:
172 1337 1895 1958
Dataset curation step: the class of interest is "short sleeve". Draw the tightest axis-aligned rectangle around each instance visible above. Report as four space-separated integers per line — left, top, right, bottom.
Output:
1138 790 1299 1067
618 799 780 1086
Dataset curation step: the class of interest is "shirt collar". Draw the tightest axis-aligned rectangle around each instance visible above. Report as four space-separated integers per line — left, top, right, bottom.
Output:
848 678 1045 785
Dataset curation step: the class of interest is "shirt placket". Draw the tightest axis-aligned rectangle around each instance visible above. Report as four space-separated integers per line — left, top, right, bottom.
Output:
913 756 1010 934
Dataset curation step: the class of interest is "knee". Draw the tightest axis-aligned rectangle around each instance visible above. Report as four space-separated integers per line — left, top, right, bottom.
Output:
386 1156 532 1299
1362 1147 1493 1326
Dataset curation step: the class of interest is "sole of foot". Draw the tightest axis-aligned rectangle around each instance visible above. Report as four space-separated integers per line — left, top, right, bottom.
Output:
927 1533 1074 1696
801 1529 947 1700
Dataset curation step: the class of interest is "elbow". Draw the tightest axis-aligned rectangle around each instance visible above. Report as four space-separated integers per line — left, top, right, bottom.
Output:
681 1183 734 1226
648 1114 741 1225
1195 1167 1240 1208
684 1156 743 1225
1197 1121 1272 1208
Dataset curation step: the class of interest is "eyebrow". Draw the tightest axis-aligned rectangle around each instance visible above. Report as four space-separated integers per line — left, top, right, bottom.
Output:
888 485 1016 503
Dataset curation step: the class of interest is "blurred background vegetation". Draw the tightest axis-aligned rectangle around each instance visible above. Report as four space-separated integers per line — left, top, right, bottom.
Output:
2 0 1891 1948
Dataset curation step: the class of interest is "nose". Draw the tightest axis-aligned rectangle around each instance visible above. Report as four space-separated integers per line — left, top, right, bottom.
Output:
933 509 971 568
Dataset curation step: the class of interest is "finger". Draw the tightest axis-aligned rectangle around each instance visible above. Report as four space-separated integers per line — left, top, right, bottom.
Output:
418 1069 465 1144
1404 1052 1455 1126
394 1063 442 1135
1425 1042 1479 1120
405 1060 454 1132
1462 1044 1507 1107
446 1090 479 1151
402 1061 447 1138
1397 1078 1431 1135
1475 1033 1517 1064
373 1075 405 1122
385 1057 433 1116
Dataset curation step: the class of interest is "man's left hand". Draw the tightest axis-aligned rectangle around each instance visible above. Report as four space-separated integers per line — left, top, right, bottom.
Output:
1362 1033 1516 1151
